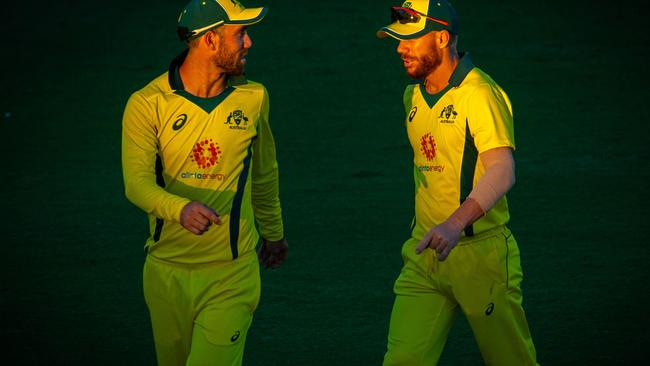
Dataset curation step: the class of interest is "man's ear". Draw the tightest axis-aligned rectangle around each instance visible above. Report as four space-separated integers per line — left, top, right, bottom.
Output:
203 30 220 51
436 30 451 49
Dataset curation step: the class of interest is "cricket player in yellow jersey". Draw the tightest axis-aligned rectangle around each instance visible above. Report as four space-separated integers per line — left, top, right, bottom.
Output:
121 0 288 364
377 1 538 365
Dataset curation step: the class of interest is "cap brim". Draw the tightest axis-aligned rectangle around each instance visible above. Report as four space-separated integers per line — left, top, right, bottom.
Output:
225 6 267 25
377 21 429 40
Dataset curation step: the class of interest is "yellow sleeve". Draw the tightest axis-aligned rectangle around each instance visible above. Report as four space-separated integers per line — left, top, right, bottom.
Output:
466 84 516 153
251 87 284 241
121 91 190 222
403 84 415 125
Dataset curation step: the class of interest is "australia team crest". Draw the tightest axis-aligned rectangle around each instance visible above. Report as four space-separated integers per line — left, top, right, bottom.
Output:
226 109 249 130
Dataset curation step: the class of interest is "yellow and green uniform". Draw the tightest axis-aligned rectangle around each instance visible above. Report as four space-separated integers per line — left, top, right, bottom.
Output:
406 54 514 241
384 54 538 366
122 49 283 263
122 49 283 365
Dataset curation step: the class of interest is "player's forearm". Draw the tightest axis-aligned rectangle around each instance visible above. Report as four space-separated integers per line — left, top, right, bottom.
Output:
252 176 284 241
124 173 190 222
444 198 485 233
467 147 515 213
251 118 284 240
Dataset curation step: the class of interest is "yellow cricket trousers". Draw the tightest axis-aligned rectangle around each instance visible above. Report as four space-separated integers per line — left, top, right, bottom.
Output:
143 250 260 366
383 225 538 365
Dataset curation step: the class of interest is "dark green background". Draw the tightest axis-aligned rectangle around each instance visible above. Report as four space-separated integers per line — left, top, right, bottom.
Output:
2 0 648 364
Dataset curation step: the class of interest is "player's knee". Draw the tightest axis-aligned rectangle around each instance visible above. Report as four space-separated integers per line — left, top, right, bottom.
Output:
383 348 423 366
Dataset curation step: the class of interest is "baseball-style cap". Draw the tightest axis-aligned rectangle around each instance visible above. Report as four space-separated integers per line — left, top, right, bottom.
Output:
377 0 459 40
177 0 267 41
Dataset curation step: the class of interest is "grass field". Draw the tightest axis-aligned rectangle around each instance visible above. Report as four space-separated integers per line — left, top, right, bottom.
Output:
2 0 649 364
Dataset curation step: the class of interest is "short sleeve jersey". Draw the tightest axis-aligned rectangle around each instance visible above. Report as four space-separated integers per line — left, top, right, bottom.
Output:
404 54 515 240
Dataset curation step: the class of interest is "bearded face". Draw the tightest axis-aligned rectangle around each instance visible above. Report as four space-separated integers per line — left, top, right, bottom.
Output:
212 26 250 76
397 32 442 79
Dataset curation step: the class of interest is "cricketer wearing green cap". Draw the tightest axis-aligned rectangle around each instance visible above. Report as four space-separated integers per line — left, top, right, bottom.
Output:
377 1 538 365
121 0 288 365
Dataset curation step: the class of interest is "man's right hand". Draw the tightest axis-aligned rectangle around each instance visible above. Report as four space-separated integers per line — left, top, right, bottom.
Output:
180 201 222 235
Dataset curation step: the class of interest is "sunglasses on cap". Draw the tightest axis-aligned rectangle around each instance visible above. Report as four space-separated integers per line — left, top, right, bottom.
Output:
390 6 449 27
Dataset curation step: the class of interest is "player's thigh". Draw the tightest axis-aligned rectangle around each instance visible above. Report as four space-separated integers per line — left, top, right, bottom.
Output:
143 257 193 366
455 231 537 365
384 239 458 366
188 254 261 366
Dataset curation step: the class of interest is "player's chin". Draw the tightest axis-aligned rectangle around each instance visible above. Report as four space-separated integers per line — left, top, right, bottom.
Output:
403 65 419 79
405 70 420 79
405 67 426 80
227 64 245 76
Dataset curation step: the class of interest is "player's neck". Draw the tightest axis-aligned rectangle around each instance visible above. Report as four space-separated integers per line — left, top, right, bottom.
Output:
423 51 459 95
179 53 228 99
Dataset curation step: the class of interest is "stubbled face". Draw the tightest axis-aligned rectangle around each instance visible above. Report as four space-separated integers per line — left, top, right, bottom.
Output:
396 31 441 79
213 25 252 75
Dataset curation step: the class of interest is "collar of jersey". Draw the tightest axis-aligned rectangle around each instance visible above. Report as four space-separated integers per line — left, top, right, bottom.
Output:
167 49 247 113
417 52 475 109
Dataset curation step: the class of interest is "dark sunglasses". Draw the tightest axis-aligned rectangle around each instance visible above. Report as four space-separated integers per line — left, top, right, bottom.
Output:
391 6 449 27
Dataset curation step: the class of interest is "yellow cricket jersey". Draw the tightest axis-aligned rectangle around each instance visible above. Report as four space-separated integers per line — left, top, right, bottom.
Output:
122 50 284 264
405 54 515 241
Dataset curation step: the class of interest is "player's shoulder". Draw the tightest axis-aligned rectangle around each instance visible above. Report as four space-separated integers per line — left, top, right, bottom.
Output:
232 78 268 96
130 72 173 102
461 68 503 94
403 82 419 100
459 67 512 115
404 82 418 93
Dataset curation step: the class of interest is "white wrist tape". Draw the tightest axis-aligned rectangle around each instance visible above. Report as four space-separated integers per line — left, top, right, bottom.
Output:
467 149 515 213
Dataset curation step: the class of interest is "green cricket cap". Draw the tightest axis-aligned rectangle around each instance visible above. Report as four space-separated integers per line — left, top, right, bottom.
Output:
177 0 267 41
377 0 459 40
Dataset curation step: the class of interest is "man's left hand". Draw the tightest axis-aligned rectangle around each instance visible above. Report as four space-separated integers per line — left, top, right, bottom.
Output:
257 238 288 269
415 220 462 261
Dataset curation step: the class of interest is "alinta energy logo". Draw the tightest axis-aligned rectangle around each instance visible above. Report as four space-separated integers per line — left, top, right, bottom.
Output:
191 138 221 169
438 104 457 124
225 109 249 130
420 133 436 161
183 138 225 180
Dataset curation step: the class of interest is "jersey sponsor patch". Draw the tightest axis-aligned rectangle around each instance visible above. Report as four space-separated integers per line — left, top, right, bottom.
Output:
417 165 445 173
418 133 445 173
190 138 222 169
420 133 436 161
